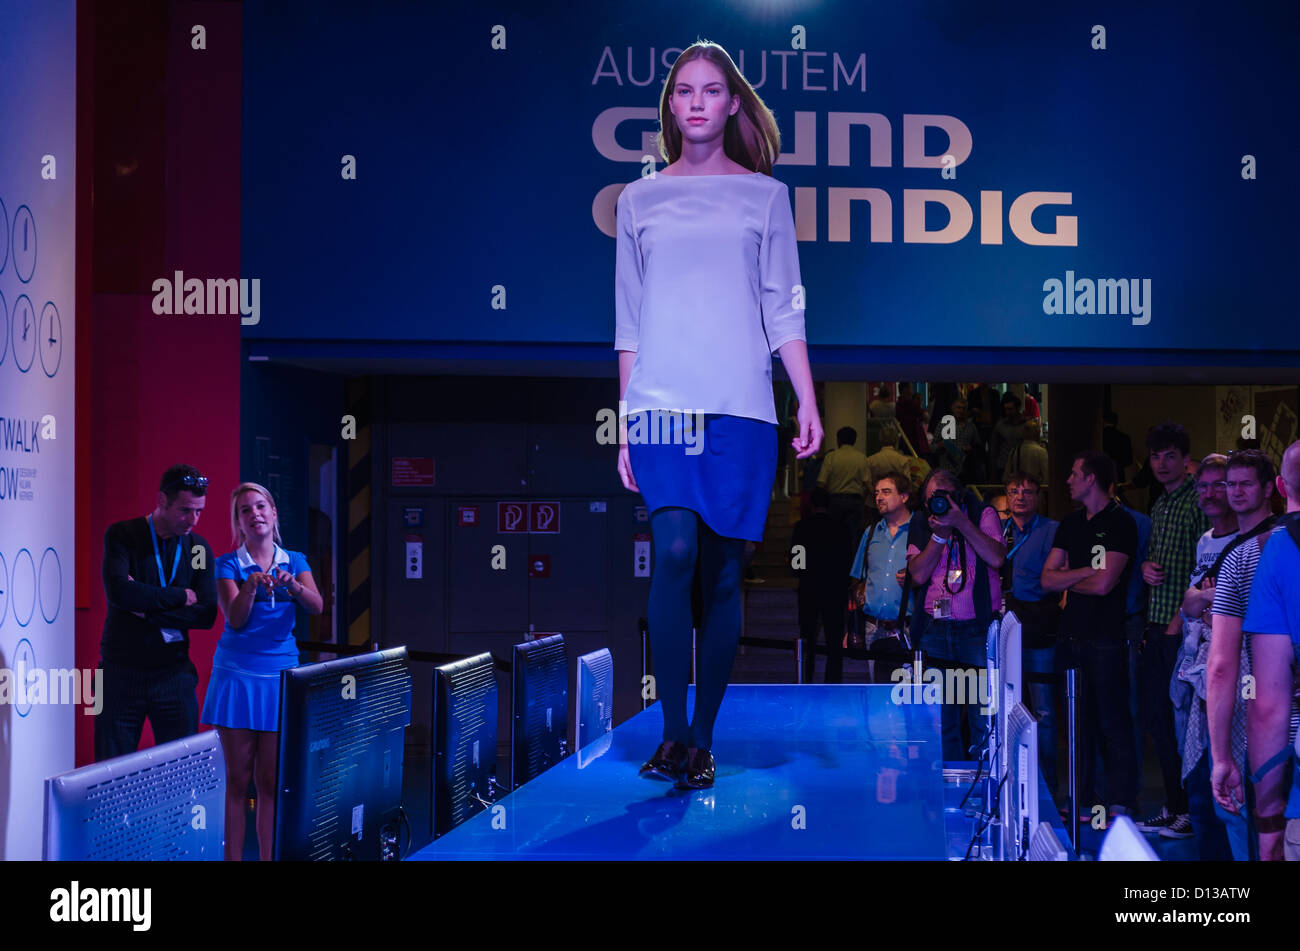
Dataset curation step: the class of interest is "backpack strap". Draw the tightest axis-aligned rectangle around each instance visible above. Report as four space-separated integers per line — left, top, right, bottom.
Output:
1207 515 1278 582
1248 516 1300 787
963 491 995 622
1287 512 1300 554
898 510 930 645
1249 745 1294 784
858 520 878 577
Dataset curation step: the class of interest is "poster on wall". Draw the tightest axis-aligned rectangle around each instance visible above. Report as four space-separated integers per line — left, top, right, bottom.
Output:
1253 387 1299 469
1215 385 1253 454
0 0 77 859
1215 385 1298 470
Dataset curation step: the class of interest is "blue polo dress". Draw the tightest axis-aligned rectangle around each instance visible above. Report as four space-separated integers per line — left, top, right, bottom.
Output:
201 543 308 732
627 410 776 542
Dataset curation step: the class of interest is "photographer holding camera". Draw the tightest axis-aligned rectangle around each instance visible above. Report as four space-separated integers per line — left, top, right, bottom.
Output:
905 470 1007 759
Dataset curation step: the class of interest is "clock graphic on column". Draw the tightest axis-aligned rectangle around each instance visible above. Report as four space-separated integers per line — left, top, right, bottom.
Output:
0 196 8 274
11 547 35 627
39 302 62 377
0 550 8 629
39 547 62 623
12 203 36 283
0 289 8 367
11 294 36 372
13 638 35 718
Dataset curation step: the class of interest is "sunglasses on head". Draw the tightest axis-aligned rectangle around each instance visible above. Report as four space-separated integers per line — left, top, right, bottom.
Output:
165 473 209 491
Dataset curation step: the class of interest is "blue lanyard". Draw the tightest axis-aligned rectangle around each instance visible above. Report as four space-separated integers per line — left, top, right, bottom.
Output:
148 514 183 586
1005 515 1037 563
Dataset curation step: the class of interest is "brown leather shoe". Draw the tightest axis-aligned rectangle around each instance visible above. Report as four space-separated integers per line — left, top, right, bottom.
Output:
639 740 688 781
677 747 715 789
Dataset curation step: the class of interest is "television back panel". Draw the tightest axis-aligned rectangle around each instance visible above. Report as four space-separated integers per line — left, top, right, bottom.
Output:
44 731 225 861
576 648 613 752
275 647 413 860
433 652 499 837
511 634 569 787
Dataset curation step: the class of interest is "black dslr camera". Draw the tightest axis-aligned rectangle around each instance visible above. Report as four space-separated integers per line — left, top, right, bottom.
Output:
927 488 960 517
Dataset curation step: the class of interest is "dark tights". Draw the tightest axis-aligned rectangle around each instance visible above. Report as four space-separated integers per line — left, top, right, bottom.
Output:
648 507 746 751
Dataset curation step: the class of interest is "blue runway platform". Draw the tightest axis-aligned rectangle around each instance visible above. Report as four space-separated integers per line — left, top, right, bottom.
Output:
410 684 1070 860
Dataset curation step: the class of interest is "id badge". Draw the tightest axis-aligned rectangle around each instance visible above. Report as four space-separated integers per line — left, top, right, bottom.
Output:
933 597 952 619
946 567 964 589
160 627 184 643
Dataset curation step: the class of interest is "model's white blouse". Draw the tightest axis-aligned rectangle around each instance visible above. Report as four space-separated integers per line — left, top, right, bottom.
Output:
614 171 807 425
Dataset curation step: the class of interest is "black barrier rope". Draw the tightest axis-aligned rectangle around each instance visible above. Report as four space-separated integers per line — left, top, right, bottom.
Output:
762 635 1061 681
742 635 914 664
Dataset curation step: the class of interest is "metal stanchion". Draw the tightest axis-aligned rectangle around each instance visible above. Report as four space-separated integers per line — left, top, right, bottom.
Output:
1066 666 1079 853
986 648 997 861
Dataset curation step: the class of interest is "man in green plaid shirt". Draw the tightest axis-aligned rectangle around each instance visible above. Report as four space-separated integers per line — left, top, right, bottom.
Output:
1135 422 1211 835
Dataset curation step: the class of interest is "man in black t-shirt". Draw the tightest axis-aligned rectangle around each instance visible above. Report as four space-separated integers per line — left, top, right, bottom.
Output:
96 464 218 761
1042 450 1140 820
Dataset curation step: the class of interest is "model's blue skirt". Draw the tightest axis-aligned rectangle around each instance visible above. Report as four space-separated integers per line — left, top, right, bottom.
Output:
201 652 295 732
626 410 776 542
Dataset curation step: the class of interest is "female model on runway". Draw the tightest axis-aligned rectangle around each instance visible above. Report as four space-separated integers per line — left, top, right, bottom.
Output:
614 41 821 789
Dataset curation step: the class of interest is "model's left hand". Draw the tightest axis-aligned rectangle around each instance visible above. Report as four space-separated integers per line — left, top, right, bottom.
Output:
791 401 823 459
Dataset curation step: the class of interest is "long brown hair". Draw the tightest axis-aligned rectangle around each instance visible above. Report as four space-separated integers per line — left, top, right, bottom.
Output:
656 41 781 175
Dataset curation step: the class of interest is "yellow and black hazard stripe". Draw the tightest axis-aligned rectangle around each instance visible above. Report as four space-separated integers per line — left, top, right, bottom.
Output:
346 378 371 647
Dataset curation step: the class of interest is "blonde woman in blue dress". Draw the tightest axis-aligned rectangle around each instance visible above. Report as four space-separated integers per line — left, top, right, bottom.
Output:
203 482 322 859
615 41 822 789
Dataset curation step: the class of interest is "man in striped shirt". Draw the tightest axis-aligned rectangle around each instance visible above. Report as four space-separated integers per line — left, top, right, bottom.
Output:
1136 422 1211 834
1207 449 1279 860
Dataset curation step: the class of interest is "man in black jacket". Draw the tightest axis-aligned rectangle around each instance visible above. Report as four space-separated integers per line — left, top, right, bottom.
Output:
96 464 218 761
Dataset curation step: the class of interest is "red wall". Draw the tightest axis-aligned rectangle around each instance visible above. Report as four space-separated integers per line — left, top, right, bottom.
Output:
75 0 242 766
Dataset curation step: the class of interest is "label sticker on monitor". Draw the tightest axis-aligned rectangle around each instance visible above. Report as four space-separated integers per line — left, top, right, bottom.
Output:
352 804 363 838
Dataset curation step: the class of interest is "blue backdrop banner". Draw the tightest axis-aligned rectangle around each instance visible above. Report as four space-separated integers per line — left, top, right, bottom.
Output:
241 0 1298 358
